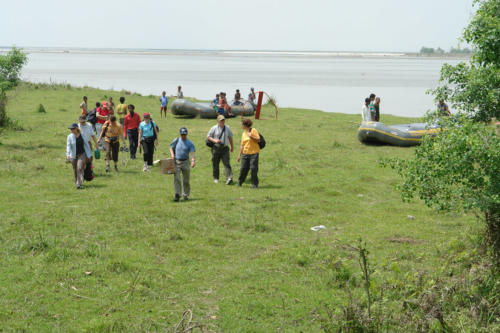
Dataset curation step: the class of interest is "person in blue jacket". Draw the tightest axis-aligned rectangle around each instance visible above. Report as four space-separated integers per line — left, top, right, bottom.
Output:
66 123 92 189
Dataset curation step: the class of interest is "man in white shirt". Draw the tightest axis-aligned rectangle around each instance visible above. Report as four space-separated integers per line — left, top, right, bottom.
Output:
207 115 234 185
362 97 372 122
78 116 98 152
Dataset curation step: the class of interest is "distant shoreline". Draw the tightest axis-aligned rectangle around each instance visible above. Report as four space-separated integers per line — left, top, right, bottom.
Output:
0 47 471 60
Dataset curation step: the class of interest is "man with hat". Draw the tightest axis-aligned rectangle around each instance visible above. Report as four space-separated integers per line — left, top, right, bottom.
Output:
207 115 234 184
170 127 196 201
78 115 99 153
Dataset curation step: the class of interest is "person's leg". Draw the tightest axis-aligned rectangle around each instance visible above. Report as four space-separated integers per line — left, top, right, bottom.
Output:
112 142 119 170
238 154 250 186
249 154 259 188
71 158 78 185
174 160 182 200
221 146 233 182
104 142 111 171
182 160 191 198
147 141 154 166
127 130 135 159
95 123 103 148
142 140 149 170
76 153 86 187
212 147 221 181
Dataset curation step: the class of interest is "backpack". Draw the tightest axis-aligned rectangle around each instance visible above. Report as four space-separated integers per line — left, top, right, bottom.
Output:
86 108 97 125
258 133 266 149
84 161 94 181
150 120 159 140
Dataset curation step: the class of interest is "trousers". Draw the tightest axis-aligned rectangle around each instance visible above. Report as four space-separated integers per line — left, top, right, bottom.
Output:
142 139 155 166
127 129 139 158
174 159 191 197
72 153 87 186
211 146 232 180
238 153 259 186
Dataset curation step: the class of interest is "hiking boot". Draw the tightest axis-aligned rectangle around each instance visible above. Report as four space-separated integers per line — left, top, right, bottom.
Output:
114 165 118 172
226 178 233 185
174 194 180 202
252 184 258 189
214 179 219 184
76 185 82 189
237 181 242 187
183 196 189 201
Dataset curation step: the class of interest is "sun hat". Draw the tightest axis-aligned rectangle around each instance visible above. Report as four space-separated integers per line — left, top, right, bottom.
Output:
179 127 188 135
68 123 78 129
102 101 109 108
217 115 225 121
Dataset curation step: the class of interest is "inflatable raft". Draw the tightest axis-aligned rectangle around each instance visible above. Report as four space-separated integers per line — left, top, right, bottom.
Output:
358 121 441 147
171 99 255 118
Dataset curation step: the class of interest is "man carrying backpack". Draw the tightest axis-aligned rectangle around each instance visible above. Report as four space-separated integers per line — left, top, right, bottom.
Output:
170 127 196 202
207 115 234 185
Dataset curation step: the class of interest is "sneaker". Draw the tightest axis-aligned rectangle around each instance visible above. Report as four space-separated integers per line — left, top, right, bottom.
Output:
183 196 189 201
114 165 118 172
237 182 242 187
226 178 233 185
214 179 219 184
76 185 81 189
252 185 258 189
174 194 180 202
106 165 110 173
143 164 148 172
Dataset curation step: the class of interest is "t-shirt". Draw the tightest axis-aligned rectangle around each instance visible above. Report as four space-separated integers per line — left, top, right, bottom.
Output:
78 123 95 143
160 96 168 107
241 128 260 155
177 91 184 99
362 105 371 121
116 104 127 119
171 138 195 160
248 92 255 102
369 101 375 115
123 112 141 134
103 121 123 143
207 125 233 147
97 108 110 124
139 120 157 138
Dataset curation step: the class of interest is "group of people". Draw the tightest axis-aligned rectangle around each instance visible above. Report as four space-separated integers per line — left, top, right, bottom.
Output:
67 94 262 200
361 93 381 122
211 87 257 116
361 93 452 122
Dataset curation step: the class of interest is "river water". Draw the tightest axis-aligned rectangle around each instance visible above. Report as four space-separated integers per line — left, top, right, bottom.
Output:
17 49 463 118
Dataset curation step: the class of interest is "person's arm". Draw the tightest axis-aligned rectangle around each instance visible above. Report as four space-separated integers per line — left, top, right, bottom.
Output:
119 126 126 145
154 124 159 147
229 136 234 152
97 125 106 143
237 144 244 162
207 128 218 144
96 110 107 120
137 128 142 148
190 151 196 168
123 116 128 138
66 136 73 159
169 146 175 158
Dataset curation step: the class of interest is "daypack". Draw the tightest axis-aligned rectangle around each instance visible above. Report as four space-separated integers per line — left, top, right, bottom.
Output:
258 132 266 149
150 120 159 140
84 161 94 181
86 108 97 125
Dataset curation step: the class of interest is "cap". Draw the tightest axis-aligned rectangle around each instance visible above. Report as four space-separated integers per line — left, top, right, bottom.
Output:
179 127 188 135
143 112 150 118
78 115 86 122
68 123 78 129
217 115 225 121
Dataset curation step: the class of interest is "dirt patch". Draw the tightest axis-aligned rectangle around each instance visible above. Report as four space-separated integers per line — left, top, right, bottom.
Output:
386 237 419 244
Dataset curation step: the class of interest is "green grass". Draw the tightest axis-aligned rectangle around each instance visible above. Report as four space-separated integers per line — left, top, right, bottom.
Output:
0 83 492 331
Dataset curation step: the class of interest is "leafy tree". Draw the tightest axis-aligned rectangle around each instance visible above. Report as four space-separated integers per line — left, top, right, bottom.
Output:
0 47 27 126
388 0 500 261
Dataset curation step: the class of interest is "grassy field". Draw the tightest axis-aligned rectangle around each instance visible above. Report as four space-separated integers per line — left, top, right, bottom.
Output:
0 83 488 331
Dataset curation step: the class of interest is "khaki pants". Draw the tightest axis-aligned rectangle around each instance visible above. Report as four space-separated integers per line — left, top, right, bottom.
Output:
174 159 191 197
72 153 87 187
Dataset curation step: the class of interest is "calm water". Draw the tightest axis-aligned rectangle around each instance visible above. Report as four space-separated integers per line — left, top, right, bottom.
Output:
19 50 462 118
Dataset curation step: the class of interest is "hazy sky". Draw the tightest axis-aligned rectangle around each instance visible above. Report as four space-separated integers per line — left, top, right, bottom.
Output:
1 0 474 52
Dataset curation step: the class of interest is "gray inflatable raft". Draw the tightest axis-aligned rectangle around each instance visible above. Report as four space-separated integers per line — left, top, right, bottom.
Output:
171 99 212 117
358 121 441 147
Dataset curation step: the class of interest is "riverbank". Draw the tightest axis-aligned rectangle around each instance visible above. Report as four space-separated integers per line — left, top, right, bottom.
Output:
0 83 490 331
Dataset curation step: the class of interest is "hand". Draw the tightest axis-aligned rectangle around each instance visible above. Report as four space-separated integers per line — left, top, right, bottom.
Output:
66 155 71 160
230 147 234 153
216 139 221 144
155 139 158 147
191 160 195 168
237 156 241 162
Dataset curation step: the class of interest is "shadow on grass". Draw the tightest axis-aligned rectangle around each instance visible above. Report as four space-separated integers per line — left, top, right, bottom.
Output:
171 198 203 203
